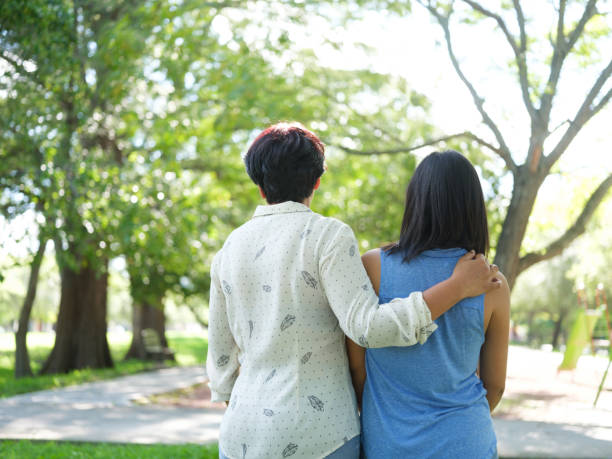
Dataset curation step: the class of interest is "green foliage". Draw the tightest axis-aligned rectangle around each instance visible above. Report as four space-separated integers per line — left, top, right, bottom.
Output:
0 440 218 459
558 306 603 371
1 0 436 315
511 255 580 348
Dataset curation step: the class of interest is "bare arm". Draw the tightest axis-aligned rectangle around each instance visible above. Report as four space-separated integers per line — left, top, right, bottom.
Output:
346 338 366 409
480 272 511 412
345 249 381 409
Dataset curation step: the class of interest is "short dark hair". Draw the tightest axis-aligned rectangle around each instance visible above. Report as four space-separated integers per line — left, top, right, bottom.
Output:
244 123 325 204
386 150 489 262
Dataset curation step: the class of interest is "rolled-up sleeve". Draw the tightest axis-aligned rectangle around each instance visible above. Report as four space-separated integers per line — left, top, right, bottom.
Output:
319 223 437 347
206 252 240 402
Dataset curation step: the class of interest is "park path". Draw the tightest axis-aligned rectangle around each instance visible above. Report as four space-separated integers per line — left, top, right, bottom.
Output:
0 366 223 445
0 347 611 457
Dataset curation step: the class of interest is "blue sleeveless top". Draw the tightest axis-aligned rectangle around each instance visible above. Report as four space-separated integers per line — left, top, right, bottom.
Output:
361 248 497 459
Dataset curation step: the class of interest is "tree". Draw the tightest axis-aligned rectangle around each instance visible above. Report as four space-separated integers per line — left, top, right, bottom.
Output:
339 0 612 288
13 234 47 377
423 0 612 287
0 0 165 372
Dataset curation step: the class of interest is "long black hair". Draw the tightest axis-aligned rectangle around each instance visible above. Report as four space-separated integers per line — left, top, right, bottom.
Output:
385 150 489 262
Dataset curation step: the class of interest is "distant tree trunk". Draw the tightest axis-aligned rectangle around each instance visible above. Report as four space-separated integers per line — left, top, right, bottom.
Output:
551 310 567 350
40 253 112 374
124 296 169 360
14 236 47 378
526 310 536 345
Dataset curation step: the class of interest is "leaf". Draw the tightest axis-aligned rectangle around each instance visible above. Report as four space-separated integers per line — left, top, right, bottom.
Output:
262 284 271 292
264 369 276 383
300 352 312 364
282 443 298 458
280 314 296 331
307 395 324 412
216 355 230 367
263 408 274 416
301 271 317 289
254 245 265 260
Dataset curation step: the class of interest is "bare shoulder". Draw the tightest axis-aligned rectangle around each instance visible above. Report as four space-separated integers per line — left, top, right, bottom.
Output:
485 271 510 304
361 248 382 294
361 248 381 267
484 271 511 329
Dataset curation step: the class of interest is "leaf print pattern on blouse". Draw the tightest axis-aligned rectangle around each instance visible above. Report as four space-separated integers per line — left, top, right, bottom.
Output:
216 355 230 367
254 245 266 261
300 352 312 364
362 283 369 291
307 395 324 412
420 325 435 339
242 443 247 459
282 443 298 458
349 245 356 257
358 335 369 347
262 284 271 292
222 280 231 294
301 271 317 289
264 369 276 383
300 229 311 239
280 314 296 331
263 408 274 417
248 320 254 338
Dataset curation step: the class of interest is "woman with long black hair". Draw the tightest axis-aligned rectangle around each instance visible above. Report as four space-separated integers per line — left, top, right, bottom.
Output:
347 151 510 458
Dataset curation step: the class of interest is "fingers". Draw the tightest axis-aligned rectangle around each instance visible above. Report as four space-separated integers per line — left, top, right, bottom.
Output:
490 264 499 273
459 250 476 261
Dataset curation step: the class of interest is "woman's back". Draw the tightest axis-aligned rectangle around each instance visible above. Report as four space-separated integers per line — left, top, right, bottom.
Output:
361 248 497 458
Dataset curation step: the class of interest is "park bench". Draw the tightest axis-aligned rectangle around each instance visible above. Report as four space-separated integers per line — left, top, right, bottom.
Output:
141 328 175 361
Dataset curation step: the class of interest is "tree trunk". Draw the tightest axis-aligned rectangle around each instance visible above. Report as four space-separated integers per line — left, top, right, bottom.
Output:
14 237 47 378
526 310 536 345
40 256 113 374
551 310 567 350
493 166 546 289
124 297 169 360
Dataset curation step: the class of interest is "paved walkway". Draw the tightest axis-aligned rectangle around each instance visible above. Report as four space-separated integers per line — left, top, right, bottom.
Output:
0 347 611 457
0 366 223 445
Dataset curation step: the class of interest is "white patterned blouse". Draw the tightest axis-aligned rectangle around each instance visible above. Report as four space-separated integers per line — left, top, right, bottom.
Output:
206 201 436 459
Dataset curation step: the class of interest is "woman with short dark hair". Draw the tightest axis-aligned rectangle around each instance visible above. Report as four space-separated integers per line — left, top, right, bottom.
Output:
207 126 500 459
347 151 510 458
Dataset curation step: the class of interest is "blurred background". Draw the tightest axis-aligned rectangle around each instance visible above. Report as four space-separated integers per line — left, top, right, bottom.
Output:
0 1 611 447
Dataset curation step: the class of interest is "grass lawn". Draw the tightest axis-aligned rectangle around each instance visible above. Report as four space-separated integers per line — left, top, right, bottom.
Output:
0 331 208 398
0 440 219 458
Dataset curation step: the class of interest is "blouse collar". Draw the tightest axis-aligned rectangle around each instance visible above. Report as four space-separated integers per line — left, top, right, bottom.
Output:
253 201 312 218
